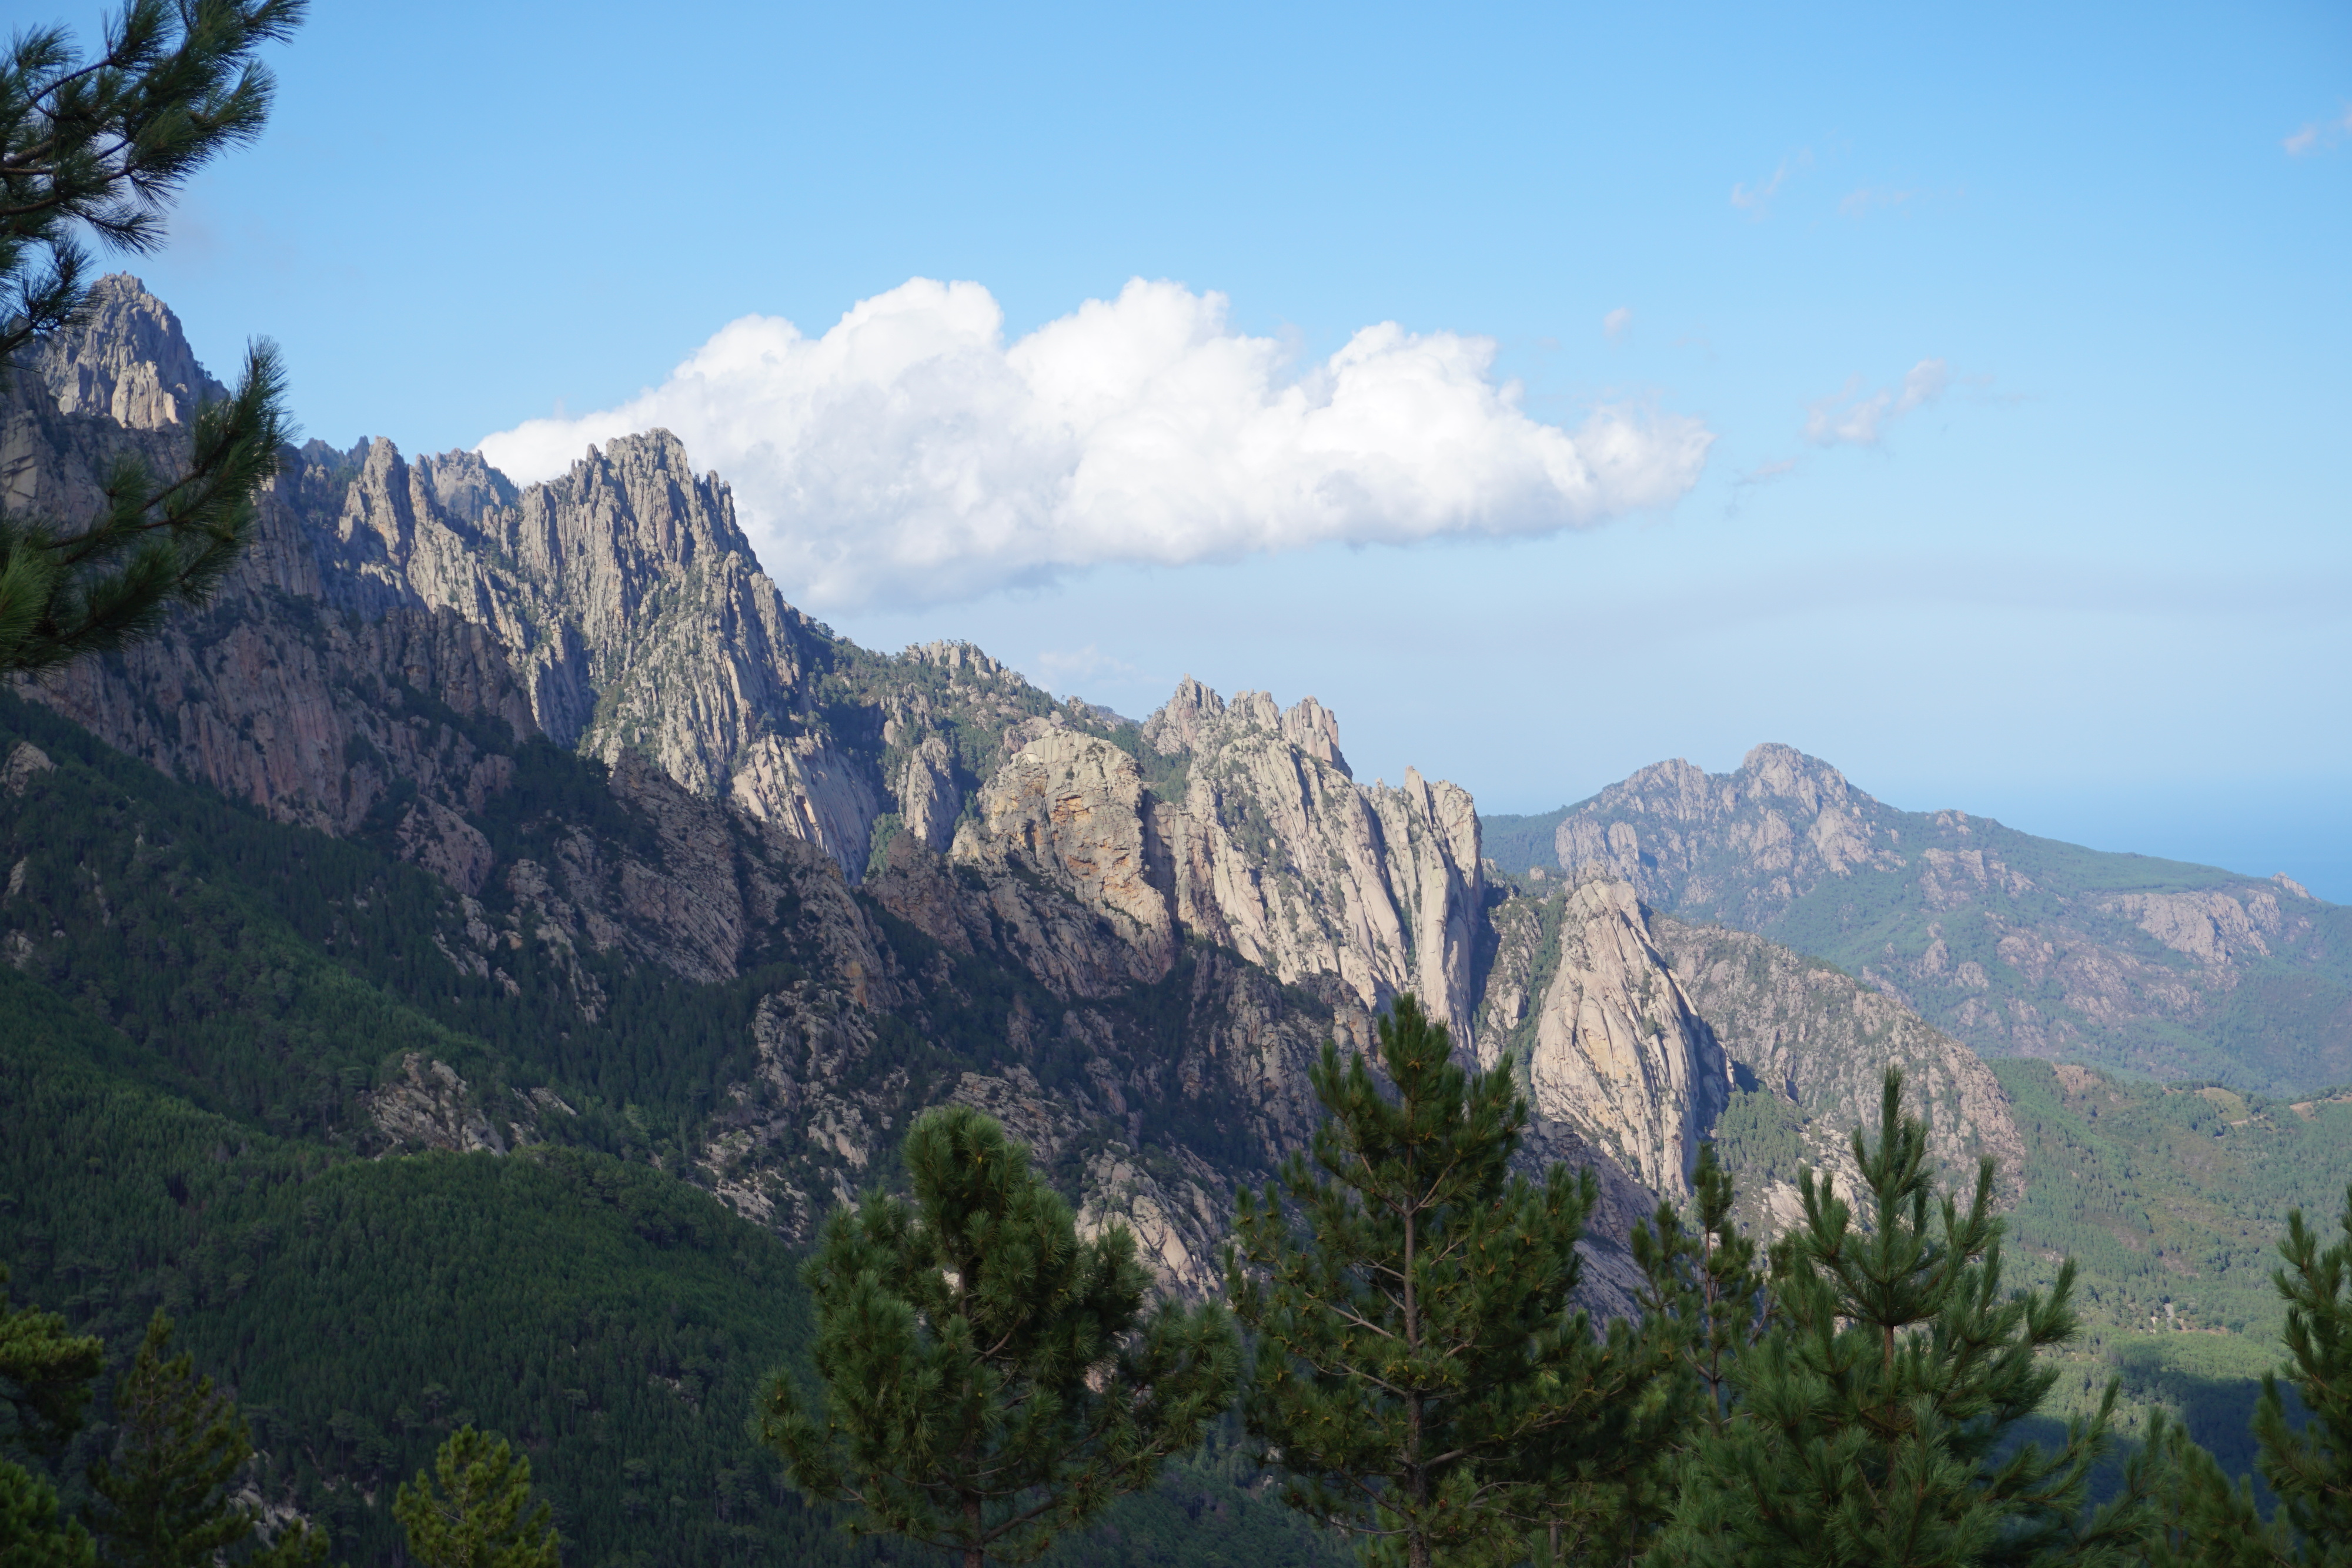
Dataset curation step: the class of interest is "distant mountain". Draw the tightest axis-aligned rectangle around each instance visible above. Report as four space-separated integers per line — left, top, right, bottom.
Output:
1487 745 2352 1093
8 278 2311 1562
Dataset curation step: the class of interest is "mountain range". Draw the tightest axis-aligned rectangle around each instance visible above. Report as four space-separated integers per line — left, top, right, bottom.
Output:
4 276 2347 1565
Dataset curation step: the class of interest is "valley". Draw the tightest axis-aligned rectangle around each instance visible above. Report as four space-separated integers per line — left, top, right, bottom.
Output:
2 278 2346 1564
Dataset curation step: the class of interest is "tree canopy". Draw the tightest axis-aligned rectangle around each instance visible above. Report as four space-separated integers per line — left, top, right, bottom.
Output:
0 0 302 674
762 1103 1239 1568
1228 994 1656 1568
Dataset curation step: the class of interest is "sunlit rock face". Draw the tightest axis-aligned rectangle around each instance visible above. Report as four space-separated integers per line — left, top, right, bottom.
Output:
1139 677 1485 1045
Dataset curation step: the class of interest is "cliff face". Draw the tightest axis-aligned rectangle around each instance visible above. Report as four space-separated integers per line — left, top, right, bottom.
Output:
10 278 1078 885
0 281 2055 1309
1547 743 2352 1094
35 275 228 430
1475 878 1726 1199
1140 677 1485 1044
1474 874 2026 1222
1651 914 2026 1226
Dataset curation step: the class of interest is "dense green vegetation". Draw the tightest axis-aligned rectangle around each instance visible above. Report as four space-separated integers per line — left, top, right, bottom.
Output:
0 959 1335 1567
5 664 2347 1561
1983 1058 2352 1489
1231 998 1658 1566
768 1105 1239 1567
0 686 1335 1566
1478 810 1570 878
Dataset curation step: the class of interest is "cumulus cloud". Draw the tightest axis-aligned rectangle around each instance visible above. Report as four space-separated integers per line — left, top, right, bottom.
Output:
1602 306 1633 340
2284 106 2352 155
1803 359 1949 447
477 278 1714 609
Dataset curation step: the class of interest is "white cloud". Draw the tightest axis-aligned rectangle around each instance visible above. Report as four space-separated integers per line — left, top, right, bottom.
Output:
1730 150 1810 219
1602 306 1633 340
1803 359 1950 447
2284 106 2352 155
477 278 1715 610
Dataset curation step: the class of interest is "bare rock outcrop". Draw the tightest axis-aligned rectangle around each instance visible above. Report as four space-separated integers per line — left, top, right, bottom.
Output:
318 429 886 875
1478 877 1727 1198
1141 677 1484 1042
34 274 228 430
1652 915 2026 1218
366 1054 505 1154
950 731 1176 982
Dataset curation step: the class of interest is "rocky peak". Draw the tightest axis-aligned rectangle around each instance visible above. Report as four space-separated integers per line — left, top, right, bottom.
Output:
1555 742 1902 915
1141 675 1225 755
32 274 226 431
1738 742 1860 815
906 640 1009 680
949 731 1178 989
1279 695 1351 777
1131 676 1485 1042
1546 743 2351 1091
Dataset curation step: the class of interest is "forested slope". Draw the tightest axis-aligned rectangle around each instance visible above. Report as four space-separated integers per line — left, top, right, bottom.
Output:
0 684 1342 1566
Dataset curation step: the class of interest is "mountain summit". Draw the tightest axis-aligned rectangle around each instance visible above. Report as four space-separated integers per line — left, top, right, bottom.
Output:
1496 743 2351 1092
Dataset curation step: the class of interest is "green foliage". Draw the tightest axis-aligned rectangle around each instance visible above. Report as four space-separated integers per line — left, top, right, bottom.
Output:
0 1457 95 1568
84 1311 326 1568
1 0 305 355
0 0 305 673
1228 995 1642 1568
2252 1193 2352 1552
1474 811 1569 878
0 1267 102 1568
763 1104 1239 1568
393 1427 558 1568
1 1268 104 1460
1633 1144 1768 1443
1663 1072 2140 1568
0 995 840 1566
1703 1087 1810 1226
2144 1183 2352 1565
1575 1144 1770 1566
0 684 1328 1567
1988 1057 2352 1470
0 688 794 1153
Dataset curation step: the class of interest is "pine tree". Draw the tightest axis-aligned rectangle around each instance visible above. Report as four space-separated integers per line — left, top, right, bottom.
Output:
392 1426 559 1568
1659 1071 2143 1568
0 1265 104 1568
1632 1143 1769 1446
0 0 303 674
1555 1141 1770 1564
760 1104 1238 1568
0 1457 95 1568
1227 993 1649 1568
83 1312 326 1568
2144 1182 2352 1566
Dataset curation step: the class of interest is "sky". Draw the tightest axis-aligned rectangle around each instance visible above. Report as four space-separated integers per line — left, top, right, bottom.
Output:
62 0 2352 895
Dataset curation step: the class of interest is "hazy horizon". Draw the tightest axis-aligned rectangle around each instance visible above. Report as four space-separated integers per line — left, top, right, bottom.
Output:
87 0 2346 900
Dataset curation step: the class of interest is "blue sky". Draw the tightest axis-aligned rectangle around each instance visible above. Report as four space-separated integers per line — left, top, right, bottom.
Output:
65 0 2352 894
